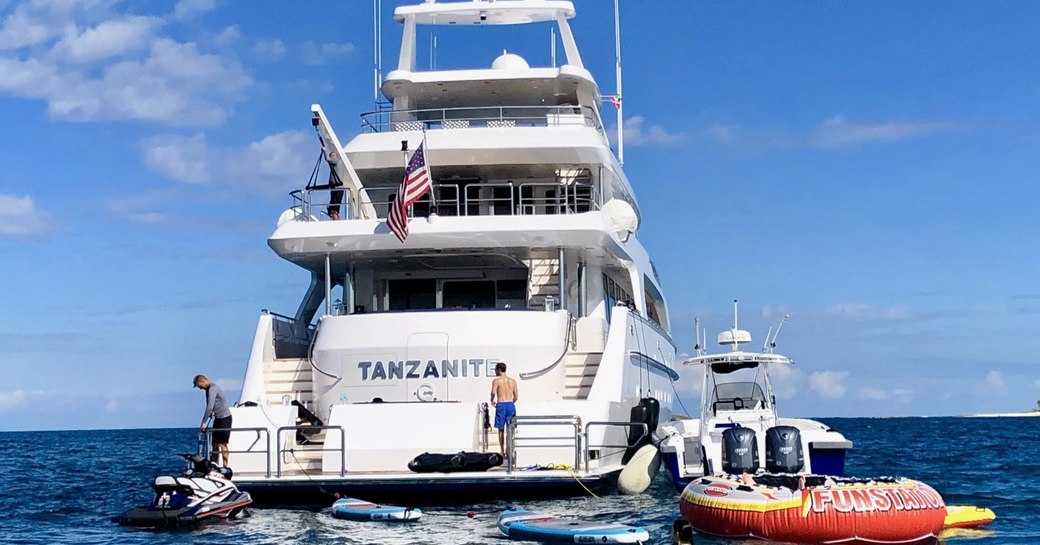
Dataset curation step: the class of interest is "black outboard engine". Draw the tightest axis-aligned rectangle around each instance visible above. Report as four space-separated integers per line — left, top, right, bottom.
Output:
721 427 759 474
623 397 661 463
765 425 804 473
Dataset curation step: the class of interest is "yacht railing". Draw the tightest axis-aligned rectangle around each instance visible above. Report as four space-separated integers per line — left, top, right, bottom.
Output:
198 427 272 478
360 105 603 133
275 425 346 477
290 180 600 222
505 415 582 473
583 421 647 472
209 411 639 478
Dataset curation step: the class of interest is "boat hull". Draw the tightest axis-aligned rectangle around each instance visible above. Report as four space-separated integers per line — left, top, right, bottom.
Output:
679 475 946 544
237 470 620 506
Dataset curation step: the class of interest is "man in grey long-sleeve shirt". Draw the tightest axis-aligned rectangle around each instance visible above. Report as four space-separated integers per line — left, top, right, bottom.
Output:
193 374 233 467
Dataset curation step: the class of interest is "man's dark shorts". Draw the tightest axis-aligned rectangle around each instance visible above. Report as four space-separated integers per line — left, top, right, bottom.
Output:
212 415 233 445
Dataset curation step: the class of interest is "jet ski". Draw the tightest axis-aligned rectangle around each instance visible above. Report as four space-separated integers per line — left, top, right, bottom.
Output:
112 453 252 529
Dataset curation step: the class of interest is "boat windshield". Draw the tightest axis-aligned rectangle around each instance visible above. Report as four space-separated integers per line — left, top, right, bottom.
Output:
711 381 767 412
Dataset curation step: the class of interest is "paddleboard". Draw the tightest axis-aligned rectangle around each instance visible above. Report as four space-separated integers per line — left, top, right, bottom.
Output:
331 498 422 522
498 509 650 544
943 505 995 529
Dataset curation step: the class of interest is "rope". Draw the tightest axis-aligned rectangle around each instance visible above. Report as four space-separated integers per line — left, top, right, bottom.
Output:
568 468 601 499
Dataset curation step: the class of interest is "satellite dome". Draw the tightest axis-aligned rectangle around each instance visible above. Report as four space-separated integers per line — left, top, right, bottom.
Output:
491 51 530 70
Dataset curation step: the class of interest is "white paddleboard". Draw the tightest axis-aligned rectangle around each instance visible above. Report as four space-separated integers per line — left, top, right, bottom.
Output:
331 497 422 522
498 509 649 543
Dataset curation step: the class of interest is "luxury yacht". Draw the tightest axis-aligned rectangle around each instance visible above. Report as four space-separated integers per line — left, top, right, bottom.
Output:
219 0 678 504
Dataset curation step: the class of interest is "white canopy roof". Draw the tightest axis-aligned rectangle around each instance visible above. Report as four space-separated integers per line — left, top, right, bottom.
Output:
394 1 575 26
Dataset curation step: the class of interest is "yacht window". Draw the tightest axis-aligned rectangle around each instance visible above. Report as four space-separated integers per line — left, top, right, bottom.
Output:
602 273 633 324
443 280 496 309
496 279 526 308
388 279 436 310
643 275 669 330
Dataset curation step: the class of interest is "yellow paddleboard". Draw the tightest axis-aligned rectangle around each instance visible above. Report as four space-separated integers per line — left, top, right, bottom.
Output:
943 505 996 529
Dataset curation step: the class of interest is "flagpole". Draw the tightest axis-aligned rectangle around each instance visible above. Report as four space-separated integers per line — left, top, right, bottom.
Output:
423 129 436 209
401 139 411 218
613 0 624 165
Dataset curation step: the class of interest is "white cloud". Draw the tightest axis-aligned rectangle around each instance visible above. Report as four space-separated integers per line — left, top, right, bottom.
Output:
141 133 210 184
0 7 251 127
768 363 805 400
0 388 45 412
0 193 55 238
809 370 847 399
620 115 686 147
171 0 216 21
0 10 57 49
811 115 956 148
825 303 910 321
985 370 1005 390
140 130 314 195
105 398 119 413
51 15 161 63
301 40 354 65
213 25 240 47
700 123 736 143
857 387 913 403
253 38 285 60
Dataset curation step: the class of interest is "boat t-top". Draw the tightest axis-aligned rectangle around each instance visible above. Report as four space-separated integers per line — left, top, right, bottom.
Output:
215 0 679 504
657 301 852 491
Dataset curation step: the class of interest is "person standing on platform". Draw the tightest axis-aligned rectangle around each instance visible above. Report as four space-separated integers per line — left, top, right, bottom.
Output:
193 374 232 467
490 362 518 460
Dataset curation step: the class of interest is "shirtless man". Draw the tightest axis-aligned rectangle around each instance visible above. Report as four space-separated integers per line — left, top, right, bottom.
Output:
490 362 518 459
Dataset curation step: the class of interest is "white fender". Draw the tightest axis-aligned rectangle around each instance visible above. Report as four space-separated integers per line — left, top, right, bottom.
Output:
617 444 661 495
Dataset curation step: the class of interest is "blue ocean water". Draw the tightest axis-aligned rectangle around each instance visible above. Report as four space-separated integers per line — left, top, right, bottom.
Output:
0 417 1036 544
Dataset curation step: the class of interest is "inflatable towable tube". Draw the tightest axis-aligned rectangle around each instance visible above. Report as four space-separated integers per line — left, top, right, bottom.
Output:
680 474 947 544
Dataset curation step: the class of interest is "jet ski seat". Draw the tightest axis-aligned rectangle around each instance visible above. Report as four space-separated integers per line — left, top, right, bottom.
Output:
153 476 177 488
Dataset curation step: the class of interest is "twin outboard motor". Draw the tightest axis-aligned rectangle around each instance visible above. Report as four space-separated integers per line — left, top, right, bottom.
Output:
765 425 804 473
623 397 661 463
721 427 759 474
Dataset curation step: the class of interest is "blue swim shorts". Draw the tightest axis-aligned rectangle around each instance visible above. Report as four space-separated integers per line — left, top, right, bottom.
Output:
494 402 516 430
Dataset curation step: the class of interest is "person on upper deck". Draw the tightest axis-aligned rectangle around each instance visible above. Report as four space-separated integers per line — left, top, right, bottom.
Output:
193 374 232 468
325 148 344 220
490 362 518 460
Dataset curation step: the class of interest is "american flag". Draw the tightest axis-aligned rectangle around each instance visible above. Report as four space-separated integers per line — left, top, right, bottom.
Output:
386 142 431 242
609 95 621 110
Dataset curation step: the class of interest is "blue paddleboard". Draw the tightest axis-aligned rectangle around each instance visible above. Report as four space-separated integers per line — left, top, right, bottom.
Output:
498 509 650 543
331 498 422 522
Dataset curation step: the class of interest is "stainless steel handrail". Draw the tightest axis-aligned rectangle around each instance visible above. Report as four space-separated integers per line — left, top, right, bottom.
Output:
360 105 602 133
293 180 600 221
519 315 574 380
582 421 648 472
506 415 582 473
198 427 272 478
275 425 346 477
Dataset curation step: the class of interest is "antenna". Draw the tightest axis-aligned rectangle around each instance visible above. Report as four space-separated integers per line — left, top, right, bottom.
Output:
762 326 773 352
694 316 701 353
732 299 738 331
769 314 790 351
372 0 383 108
613 0 624 165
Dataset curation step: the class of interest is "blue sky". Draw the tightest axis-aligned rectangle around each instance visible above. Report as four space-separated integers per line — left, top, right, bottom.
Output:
1 0 1038 431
